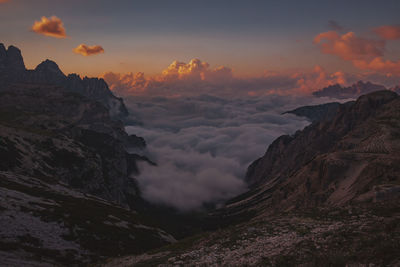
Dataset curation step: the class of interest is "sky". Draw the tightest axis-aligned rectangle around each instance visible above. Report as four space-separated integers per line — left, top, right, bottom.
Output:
1 0 400 92
1 0 399 210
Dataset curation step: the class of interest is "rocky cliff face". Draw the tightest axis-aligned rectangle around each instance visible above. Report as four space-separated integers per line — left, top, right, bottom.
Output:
210 90 400 223
0 84 176 264
313 81 387 99
0 84 144 207
0 44 128 119
205 90 400 228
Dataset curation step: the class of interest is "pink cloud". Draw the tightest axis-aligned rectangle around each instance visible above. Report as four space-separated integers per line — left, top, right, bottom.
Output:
373 25 400 40
314 28 400 76
313 31 385 60
353 57 400 75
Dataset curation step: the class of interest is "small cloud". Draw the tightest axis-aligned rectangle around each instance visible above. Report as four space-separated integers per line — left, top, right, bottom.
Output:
31 16 66 38
327 20 344 32
314 29 400 76
314 31 384 60
73 44 104 56
373 25 400 40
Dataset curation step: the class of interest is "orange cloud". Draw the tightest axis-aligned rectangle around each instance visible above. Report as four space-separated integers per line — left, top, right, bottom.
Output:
101 72 147 93
353 57 400 75
314 29 400 76
102 59 232 95
159 58 232 82
373 25 400 40
314 31 384 60
295 65 346 94
101 58 352 97
73 44 104 56
31 16 66 38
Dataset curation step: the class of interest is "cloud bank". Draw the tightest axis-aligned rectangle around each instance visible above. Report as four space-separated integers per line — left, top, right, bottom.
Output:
102 59 349 97
73 44 104 56
31 16 66 38
314 28 400 75
124 94 336 210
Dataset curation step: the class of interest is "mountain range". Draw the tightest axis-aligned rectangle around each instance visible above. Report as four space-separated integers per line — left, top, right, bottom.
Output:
0 44 128 119
0 44 399 266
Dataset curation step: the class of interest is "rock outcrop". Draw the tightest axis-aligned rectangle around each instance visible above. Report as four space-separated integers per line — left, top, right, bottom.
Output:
0 84 144 207
0 44 128 119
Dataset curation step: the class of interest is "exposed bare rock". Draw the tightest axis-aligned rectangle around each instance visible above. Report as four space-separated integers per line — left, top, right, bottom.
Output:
213 90 400 224
104 202 400 266
0 171 175 265
0 84 146 208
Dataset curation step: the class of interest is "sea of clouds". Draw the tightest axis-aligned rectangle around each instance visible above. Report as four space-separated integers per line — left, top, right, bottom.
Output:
124 94 334 211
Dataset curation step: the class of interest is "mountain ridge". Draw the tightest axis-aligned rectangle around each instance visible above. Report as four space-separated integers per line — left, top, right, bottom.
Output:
0 44 128 119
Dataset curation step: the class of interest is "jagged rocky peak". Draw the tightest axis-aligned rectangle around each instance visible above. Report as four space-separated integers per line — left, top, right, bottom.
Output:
313 80 387 99
35 59 65 77
82 76 111 92
0 43 129 118
0 43 26 71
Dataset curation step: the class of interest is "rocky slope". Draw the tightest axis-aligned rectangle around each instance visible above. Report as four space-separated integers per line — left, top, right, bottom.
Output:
105 201 399 266
0 171 175 266
210 90 400 222
0 83 176 264
312 80 387 99
0 44 128 119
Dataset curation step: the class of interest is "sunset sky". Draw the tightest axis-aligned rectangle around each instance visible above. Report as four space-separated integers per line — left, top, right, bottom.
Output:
1 0 399 94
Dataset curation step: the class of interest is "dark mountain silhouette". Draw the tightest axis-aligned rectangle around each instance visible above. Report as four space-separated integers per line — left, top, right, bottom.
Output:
0 44 128 119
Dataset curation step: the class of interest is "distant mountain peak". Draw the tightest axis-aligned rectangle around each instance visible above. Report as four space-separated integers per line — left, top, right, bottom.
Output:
35 59 65 77
0 43 25 71
313 80 387 99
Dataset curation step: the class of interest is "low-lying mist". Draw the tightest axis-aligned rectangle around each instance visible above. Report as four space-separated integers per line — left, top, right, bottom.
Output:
125 94 329 211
